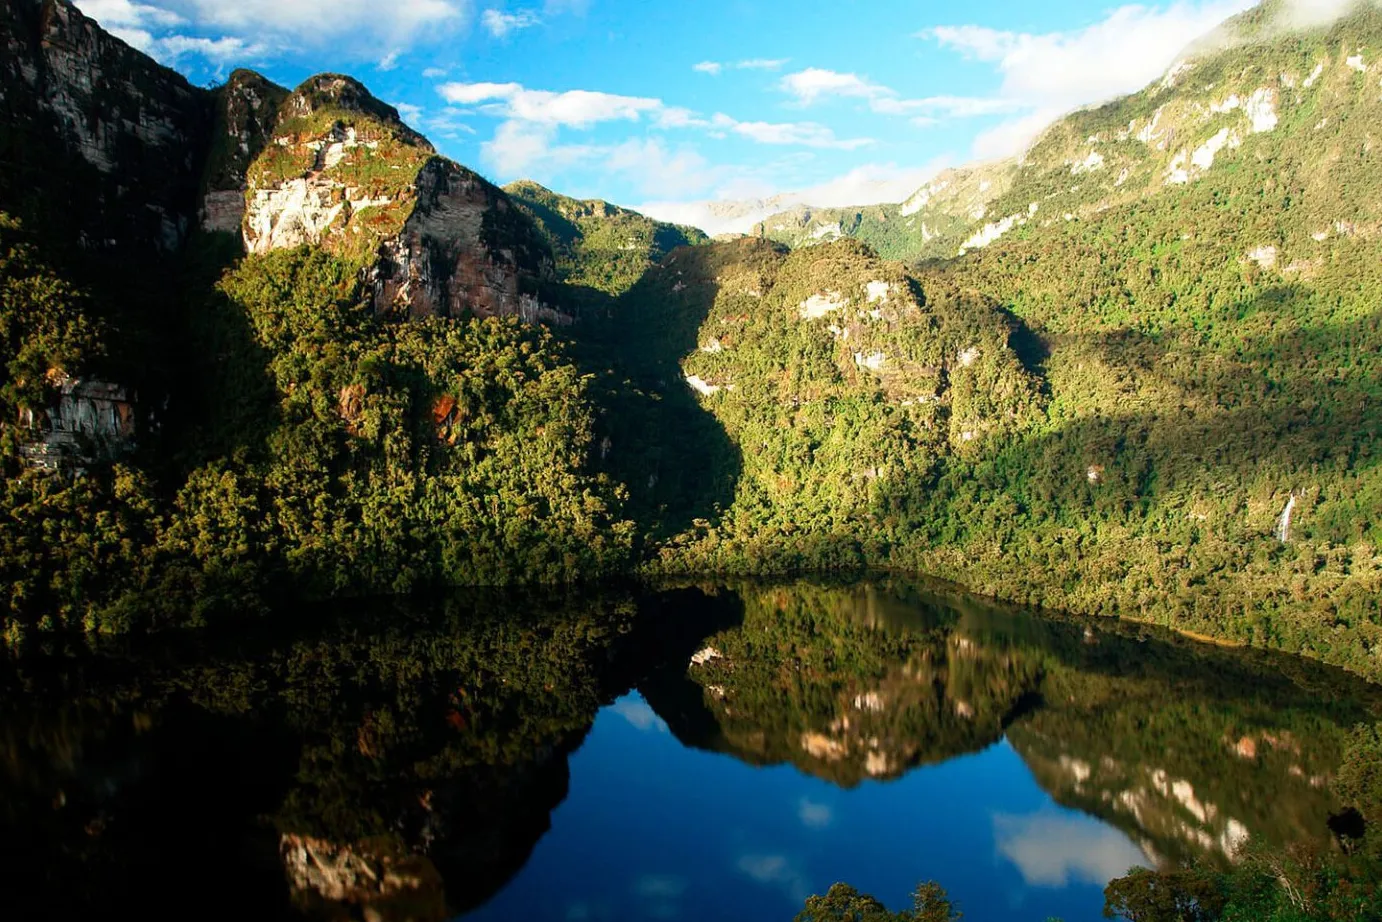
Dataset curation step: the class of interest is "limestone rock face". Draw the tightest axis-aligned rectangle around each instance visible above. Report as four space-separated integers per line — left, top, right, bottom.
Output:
0 0 212 254
18 377 138 471
368 159 566 323
201 69 289 234
237 75 566 324
239 74 433 254
2 1 572 331
280 833 446 922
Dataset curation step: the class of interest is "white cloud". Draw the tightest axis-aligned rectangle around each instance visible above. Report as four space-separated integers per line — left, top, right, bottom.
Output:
737 58 788 71
780 68 892 106
393 102 425 125
422 67 450 79
872 95 1020 118
972 108 1067 160
378 51 400 71
492 132 720 198
737 853 812 905
439 81 663 127
598 138 723 197
798 798 834 829
75 0 185 29
482 8 541 37
715 114 873 150
439 81 523 105
795 160 947 207
107 27 269 68
152 0 471 56
1279 0 1376 30
697 58 789 75
993 812 1151 888
927 2 1254 108
154 33 266 63
922 1 1259 156
780 67 1018 125
609 697 670 732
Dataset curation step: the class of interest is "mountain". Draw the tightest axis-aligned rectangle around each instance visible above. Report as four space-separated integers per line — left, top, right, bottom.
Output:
502 180 706 302
759 0 1382 264
752 160 1019 260
3 0 1382 689
0 0 642 622
638 193 812 238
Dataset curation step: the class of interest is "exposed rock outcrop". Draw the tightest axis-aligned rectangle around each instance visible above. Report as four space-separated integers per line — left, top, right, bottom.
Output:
18 377 137 471
0 0 213 254
228 73 567 323
367 158 565 322
280 833 447 922
201 69 289 234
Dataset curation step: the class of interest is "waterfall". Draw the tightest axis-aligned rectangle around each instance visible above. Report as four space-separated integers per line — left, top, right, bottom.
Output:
1275 494 1297 544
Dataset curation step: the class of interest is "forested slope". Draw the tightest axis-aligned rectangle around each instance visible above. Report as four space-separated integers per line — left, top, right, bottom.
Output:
2 0 1382 685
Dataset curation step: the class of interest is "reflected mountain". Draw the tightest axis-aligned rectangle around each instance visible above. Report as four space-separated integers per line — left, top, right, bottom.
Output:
639 581 1044 786
1 580 1377 921
638 579 1381 868
0 587 742 922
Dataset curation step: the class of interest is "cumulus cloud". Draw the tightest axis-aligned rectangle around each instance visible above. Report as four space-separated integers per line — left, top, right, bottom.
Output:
482 8 541 37
693 61 723 75
993 812 1151 888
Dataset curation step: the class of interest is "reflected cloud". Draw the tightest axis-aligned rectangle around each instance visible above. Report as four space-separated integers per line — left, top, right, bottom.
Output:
634 874 687 919
737 853 811 904
610 696 669 733
798 797 834 830
993 811 1149 888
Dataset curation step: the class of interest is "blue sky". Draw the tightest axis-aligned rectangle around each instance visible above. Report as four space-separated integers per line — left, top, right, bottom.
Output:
74 0 1296 230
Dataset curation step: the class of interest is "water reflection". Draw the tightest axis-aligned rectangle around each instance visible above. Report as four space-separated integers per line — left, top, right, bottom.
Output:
0 579 1375 921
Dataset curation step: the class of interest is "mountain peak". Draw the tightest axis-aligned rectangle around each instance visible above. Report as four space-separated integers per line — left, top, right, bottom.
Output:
280 73 433 151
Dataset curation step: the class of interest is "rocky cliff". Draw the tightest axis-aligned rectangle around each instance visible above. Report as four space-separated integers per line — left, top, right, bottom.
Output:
0 0 606 474
0 0 212 257
1 1 576 330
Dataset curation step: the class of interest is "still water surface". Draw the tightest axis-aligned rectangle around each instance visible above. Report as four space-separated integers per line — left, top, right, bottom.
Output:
1 579 1375 922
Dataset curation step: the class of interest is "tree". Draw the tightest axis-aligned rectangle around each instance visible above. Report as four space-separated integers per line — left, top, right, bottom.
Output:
1103 868 1227 922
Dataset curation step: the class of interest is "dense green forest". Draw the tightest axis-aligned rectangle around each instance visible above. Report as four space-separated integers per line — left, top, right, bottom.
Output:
2 0 1382 693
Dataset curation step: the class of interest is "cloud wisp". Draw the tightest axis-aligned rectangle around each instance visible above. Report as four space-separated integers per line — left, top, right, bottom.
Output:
695 58 790 75
482 8 542 38
435 78 874 186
